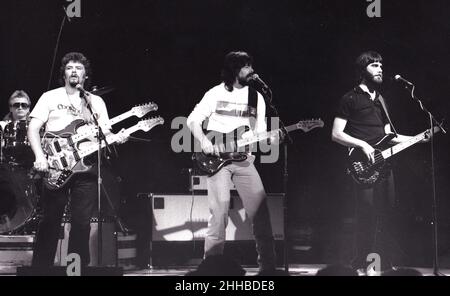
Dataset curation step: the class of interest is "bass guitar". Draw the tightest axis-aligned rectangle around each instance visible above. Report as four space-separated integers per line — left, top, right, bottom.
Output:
347 126 440 186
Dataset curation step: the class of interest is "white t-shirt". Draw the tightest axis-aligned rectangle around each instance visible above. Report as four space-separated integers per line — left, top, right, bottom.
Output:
187 83 267 134
30 87 111 132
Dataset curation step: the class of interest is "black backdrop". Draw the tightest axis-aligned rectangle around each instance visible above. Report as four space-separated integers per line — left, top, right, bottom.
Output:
1 0 449 266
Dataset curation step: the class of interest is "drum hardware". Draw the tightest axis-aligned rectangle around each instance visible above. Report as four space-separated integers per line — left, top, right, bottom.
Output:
0 164 40 235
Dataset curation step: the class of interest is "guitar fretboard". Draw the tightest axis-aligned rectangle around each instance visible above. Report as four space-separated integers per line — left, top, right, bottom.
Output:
69 112 131 143
236 123 301 147
381 127 439 159
78 125 141 158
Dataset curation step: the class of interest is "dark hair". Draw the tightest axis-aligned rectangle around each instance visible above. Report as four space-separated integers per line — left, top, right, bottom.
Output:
355 51 383 82
221 51 253 91
59 52 92 88
3 90 32 121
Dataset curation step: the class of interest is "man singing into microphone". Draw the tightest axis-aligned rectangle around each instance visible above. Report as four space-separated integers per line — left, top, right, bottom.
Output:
27 52 127 267
187 51 278 275
331 51 422 274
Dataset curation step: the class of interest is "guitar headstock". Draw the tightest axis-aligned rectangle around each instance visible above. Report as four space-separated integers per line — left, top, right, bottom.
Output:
137 116 165 132
131 102 158 117
296 119 324 132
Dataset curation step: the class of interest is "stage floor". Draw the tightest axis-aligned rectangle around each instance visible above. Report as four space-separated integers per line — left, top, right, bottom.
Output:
1 264 449 276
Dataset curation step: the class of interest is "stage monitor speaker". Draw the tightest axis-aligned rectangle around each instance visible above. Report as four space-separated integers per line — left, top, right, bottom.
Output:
145 193 285 242
189 175 235 191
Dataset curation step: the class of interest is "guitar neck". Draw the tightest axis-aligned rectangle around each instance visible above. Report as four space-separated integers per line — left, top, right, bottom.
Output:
236 123 303 147
109 109 134 125
236 129 281 147
70 110 134 143
381 127 438 159
78 125 140 158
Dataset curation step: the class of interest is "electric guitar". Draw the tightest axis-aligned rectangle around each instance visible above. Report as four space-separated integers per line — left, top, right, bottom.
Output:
347 126 440 186
42 102 158 155
193 119 324 175
43 117 164 190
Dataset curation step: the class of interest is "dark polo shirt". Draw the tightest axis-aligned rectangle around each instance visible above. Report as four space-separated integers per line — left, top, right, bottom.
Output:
336 86 389 146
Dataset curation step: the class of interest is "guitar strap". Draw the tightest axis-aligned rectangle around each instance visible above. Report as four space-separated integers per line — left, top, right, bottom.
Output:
248 87 258 131
376 94 398 137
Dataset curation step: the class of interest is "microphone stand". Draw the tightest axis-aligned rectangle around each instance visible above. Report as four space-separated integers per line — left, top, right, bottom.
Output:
400 83 446 276
79 89 112 266
258 84 292 273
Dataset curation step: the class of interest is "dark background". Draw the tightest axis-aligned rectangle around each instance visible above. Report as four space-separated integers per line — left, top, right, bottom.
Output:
1 0 449 267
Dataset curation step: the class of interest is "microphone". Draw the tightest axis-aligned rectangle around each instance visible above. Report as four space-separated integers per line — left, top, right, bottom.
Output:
394 74 414 86
75 84 90 95
75 84 92 101
247 73 269 90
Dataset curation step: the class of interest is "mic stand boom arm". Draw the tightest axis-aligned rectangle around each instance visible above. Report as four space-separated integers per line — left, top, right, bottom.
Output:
405 84 446 134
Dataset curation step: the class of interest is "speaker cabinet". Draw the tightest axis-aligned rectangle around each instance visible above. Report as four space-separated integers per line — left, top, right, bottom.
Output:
146 193 285 241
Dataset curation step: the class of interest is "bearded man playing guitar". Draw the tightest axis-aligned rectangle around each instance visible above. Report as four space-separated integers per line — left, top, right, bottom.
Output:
27 52 128 267
187 51 278 275
331 51 431 274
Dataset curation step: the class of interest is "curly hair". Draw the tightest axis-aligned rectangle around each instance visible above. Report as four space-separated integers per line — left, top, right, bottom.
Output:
355 51 382 82
59 52 92 88
221 51 253 91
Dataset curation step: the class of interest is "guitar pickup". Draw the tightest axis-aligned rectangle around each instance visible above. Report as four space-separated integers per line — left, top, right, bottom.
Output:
60 157 68 168
53 140 62 153
73 151 81 162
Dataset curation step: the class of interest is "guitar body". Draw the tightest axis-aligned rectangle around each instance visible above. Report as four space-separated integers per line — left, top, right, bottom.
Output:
44 157 92 190
44 119 94 139
346 134 395 186
43 131 96 190
193 128 251 175
193 152 248 175
41 117 164 190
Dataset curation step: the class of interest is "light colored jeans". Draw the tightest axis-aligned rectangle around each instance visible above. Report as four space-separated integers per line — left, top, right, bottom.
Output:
204 156 276 270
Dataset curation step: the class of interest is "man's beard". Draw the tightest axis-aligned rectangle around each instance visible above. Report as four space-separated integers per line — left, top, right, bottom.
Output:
238 76 249 86
363 72 382 87
67 75 83 88
69 81 78 87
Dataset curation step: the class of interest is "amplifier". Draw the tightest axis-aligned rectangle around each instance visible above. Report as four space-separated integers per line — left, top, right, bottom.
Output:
189 175 236 191
140 193 285 242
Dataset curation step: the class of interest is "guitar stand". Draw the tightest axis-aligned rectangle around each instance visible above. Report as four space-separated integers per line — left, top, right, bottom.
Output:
100 182 129 235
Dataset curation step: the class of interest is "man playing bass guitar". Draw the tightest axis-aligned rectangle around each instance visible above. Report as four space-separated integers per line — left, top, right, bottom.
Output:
331 51 429 274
